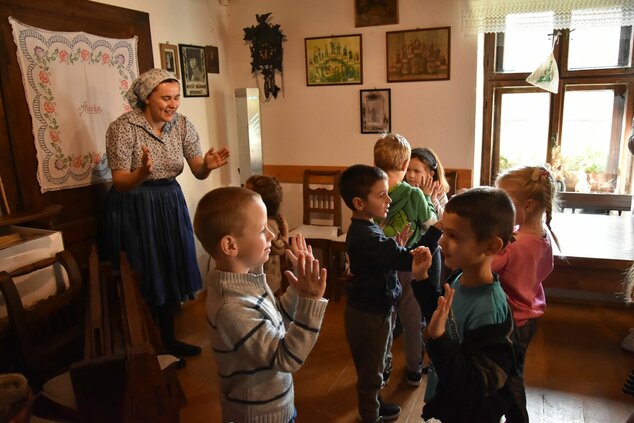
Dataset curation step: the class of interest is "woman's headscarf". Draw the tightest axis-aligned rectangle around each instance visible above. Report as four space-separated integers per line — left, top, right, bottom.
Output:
125 68 178 109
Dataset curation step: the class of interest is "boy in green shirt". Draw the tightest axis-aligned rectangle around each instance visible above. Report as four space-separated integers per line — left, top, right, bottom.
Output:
374 133 437 385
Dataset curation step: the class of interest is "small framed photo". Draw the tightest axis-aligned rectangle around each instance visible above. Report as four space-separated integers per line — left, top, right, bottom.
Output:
386 26 450 83
305 34 362 86
205 45 220 74
355 0 398 27
159 43 180 79
360 89 391 134
178 44 209 97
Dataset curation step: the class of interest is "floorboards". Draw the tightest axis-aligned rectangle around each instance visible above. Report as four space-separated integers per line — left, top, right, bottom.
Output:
176 295 634 422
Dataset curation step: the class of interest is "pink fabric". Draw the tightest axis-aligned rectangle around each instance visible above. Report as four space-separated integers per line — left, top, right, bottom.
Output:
491 231 554 327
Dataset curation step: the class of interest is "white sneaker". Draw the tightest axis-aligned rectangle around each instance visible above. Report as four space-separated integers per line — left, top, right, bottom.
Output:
622 331 634 352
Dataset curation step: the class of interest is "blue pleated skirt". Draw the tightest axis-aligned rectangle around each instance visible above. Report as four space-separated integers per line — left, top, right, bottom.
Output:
99 179 202 306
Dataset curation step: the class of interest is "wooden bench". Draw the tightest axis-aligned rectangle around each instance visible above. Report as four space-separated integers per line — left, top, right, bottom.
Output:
69 247 184 422
559 192 632 215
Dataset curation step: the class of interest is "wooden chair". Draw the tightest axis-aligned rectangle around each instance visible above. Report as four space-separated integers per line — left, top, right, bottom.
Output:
291 170 344 299
0 250 84 385
301 169 343 235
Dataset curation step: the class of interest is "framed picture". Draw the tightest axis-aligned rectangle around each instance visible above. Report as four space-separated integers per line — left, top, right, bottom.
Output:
205 45 220 74
305 34 363 86
159 43 180 79
178 44 209 97
386 26 450 82
355 0 398 27
360 89 391 134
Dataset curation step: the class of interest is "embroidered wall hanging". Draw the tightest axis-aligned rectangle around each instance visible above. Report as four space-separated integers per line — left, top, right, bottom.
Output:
10 17 139 193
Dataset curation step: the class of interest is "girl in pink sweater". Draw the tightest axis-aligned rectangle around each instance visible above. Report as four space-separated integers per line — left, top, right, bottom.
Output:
492 165 559 423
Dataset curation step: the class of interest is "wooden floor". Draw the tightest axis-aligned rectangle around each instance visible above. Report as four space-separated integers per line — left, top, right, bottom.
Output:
175 294 634 422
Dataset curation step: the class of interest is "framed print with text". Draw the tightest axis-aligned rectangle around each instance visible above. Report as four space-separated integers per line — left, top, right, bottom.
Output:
179 44 209 97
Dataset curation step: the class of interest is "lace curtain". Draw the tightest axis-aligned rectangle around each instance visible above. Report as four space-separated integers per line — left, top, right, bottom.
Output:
462 0 634 33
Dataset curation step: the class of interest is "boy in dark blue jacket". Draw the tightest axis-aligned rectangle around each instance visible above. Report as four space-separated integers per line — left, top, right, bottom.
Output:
411 187 525 423
339 164 441 422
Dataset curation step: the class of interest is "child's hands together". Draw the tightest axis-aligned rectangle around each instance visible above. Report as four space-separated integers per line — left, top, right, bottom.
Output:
284 253 327 299
410 246 432 280
286 233 314 268
425 283 455 340
396 223 413 247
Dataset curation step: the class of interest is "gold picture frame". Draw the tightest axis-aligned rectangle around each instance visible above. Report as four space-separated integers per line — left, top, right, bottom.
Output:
305 34 363 86
159 43 180 79
386 27 450 82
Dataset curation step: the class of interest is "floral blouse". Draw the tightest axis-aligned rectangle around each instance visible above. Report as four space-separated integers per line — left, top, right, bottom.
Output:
106 108 202 180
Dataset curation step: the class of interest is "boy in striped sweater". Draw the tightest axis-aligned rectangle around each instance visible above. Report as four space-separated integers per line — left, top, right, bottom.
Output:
194 187 329 423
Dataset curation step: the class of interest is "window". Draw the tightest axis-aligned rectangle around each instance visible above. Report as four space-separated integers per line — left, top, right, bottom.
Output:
482 10 634 197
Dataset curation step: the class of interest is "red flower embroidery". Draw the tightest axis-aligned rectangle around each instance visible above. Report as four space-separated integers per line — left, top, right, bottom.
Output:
39 71 49 84
120 79 129 90
50 131 60 142
80 49 90 61
102 53 111 64
59 50 69 62
43 101 55 114
93 153 101 164
73 156 82 168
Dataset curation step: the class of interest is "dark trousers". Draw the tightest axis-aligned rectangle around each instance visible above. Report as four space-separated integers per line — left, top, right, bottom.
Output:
345 305 392 422
506 318 539 423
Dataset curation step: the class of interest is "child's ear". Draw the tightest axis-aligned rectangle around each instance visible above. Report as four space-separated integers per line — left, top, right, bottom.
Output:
525 199 537 213
352 196 365 212
484 236 504 256
401 159 410 171
220 235 238 257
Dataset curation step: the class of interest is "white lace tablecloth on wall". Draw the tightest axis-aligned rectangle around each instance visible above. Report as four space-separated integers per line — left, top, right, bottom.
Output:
9 17 139 193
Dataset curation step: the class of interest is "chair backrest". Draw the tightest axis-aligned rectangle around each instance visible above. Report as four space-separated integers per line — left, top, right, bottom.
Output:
445 170 458 197
302 170 342 233
0 250 84 384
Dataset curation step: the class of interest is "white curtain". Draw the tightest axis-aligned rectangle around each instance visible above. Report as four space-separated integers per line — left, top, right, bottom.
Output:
462 0 634 33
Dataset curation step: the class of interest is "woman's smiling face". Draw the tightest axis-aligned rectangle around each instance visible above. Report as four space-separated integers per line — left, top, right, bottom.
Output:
145 81 180 124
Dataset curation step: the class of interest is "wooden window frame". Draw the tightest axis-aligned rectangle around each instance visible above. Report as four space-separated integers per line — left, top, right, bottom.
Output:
482 28 634 197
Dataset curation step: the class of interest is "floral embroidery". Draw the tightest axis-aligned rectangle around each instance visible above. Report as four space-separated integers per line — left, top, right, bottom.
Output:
31 42 134 173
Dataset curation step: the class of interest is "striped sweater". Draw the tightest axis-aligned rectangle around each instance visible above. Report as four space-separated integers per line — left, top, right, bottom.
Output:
206 269 328 422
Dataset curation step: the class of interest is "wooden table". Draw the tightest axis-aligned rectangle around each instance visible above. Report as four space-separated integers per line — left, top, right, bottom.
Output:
545 213 634 303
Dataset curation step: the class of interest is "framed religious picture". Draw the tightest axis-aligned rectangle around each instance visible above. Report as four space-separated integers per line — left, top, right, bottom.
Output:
355 0 398 27
178 44 209 97
386 26 450 82
360 89 391 134
305 34 363 86
159 43 180 79
205 45 220 74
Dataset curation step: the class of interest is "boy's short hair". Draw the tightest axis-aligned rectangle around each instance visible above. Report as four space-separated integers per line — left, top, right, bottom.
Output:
339 164 387 211
374 133 411 172
194 187 261 256
444 187 515 247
